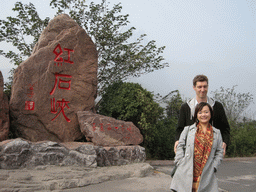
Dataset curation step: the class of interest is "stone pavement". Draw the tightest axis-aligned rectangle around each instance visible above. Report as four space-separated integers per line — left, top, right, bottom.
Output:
0 163 154 192
62 170 172 192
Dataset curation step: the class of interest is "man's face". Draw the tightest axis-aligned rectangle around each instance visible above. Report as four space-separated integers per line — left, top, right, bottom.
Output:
193 81 208 99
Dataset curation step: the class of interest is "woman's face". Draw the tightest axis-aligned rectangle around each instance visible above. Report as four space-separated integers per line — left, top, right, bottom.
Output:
197 105 211 124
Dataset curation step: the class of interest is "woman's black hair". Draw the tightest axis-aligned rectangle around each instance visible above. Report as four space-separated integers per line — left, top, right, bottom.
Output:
193 102 213 125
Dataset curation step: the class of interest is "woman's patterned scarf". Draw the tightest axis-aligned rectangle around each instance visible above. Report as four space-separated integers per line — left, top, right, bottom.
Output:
192 123 213 192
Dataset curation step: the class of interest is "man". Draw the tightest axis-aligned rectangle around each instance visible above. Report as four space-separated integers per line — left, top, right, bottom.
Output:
174 75 230 155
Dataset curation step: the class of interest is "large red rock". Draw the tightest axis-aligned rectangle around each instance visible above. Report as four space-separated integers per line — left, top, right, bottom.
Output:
9 14 97 142
77 111 143 146
0 71 9 141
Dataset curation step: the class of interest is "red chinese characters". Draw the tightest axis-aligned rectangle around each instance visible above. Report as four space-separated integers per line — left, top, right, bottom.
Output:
25 101 35 111
50 73 72 95
27 83 35 98
107 123 112 131
100 123 104 132
127 126 132 133
25 83 36 110
92 123 96 132
88 122 135 141
51 98 71 122
91 122 133 134
50 44 74 122
53 44 74 66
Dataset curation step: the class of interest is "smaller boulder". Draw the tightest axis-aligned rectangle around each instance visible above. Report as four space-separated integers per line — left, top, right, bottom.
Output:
77 111 143 146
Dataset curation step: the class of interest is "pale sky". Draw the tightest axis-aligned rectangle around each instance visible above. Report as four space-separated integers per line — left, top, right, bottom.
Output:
1 0 256 119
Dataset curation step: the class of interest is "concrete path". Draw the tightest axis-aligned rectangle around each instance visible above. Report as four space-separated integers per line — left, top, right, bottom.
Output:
1 157 256 192
217 157 256 192
0 163 153 192
63 171 171 192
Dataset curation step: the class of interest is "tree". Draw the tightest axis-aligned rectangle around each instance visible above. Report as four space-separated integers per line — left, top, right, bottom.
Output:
211 85 253 122
149 117 177 160
226 120 256 157
0 0 168 96
162 90 183 120
98 81 163 126
98 81 164 156
0 2 50 66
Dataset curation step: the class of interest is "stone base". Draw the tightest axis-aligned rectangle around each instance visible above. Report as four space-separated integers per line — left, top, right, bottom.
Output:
96 145 146 167
0 138 146 169
0 163 153 191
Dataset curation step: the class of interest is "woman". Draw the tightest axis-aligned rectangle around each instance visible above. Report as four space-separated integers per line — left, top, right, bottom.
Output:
170 102 223 192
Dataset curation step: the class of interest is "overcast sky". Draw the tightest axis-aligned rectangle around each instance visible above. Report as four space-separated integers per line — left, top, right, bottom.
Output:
1 0 256 119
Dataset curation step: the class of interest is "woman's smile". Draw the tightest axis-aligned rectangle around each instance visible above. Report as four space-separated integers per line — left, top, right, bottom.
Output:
197 106 211 124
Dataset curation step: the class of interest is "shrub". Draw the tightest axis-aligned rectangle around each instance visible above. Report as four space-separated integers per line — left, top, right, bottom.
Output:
227 121 256 157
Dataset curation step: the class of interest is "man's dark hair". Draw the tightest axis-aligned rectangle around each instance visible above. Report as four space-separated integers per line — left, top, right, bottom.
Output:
193 102 213 125
193 75 208 87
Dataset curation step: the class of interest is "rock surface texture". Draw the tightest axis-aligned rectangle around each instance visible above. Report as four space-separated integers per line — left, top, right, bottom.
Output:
0 138 146 169
0 163 153 191
0 71 9 142
0 138 97 169
9 14 98 142
77 111 143 146
96 145 146 167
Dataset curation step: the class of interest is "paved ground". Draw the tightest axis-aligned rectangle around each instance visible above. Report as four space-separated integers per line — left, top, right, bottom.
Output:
1 157 256 191
217 158 256 192
63 171 171 192
0 163 153 192
63 157 256 192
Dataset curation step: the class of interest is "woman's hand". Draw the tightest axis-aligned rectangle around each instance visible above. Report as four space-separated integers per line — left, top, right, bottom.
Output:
222 142 227 156
174 141 179 153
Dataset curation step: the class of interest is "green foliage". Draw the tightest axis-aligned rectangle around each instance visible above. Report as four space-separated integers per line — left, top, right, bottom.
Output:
227 121 256 157
98 81 163 126
0 2 50 66
99 81 140 124
162 90 183 119
4 82 12 100
212 85 255 157
0 0 168 96
145 90 184 159
146 117 177 160
211 85 253 122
